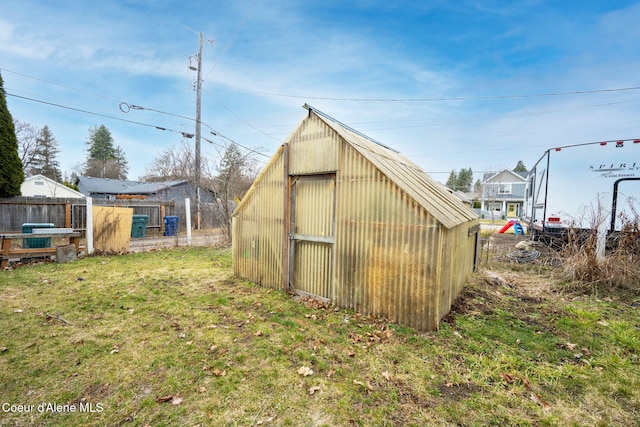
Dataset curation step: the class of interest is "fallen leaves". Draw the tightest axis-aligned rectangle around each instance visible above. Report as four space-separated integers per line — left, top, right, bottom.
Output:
297 366 313 377
530 392 551 411
500 372 551 411
156 395 183 405
298 296 331 310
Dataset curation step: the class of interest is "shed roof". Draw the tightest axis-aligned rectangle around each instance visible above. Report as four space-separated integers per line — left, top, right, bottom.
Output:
77 176 188 195
304 106 478 228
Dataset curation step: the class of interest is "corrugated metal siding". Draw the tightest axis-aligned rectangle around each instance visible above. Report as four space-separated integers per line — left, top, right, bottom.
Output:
439 223 478 319
288 113 339 175
291 176 335 298
335 142 447 330
232 109 480 331
232 148 285 288
319 117 477 228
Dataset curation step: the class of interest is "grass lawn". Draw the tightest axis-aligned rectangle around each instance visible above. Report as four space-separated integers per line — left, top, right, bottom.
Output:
1 246 639 426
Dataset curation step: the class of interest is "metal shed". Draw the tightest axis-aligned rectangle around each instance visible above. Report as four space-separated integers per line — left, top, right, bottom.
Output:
232 105 480 331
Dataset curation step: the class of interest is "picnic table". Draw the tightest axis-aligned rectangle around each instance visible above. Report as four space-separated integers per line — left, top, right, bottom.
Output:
0 229 81 268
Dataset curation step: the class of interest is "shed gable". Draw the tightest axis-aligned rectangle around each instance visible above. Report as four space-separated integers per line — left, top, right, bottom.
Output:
288 112 339 175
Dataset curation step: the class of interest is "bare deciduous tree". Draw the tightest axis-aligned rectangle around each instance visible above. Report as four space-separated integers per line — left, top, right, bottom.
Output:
213 143 258 241
142 140 203 182
14 120 38 174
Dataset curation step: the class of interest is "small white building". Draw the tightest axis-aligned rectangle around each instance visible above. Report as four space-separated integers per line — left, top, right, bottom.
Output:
21 175 85 198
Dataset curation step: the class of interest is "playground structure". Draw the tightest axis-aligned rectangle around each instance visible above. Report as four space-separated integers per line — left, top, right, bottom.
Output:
497 220 525 235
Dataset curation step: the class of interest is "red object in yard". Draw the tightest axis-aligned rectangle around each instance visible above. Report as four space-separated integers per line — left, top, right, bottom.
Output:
497 220 515 234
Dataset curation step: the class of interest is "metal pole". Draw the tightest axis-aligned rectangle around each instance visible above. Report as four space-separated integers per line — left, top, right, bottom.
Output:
194 32 203 230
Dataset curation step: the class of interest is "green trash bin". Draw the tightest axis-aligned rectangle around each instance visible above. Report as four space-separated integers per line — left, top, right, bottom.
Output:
131 215 149 238
22 223 55 248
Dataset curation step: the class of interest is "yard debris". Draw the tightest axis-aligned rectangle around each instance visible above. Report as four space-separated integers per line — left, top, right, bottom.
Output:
507 249 541 263
309 386 321 395
13 309 23 313
530 392 551 411
45 312 72 324
156 394 183 405
501 372 552 411
298 296 331 310
484 271 510 287
297 366 313 377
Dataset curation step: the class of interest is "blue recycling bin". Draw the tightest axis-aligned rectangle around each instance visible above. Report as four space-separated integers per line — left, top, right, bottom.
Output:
22 223 55 248
164 216 179 236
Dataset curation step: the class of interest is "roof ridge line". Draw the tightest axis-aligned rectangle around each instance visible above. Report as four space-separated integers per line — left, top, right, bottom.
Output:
303 103 399 153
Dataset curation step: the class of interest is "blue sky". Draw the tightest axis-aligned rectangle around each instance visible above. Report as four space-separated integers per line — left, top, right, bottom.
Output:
3 0 640 183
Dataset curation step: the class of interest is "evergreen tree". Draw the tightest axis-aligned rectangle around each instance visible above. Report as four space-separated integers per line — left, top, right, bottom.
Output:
84 124 128 179
456 167 473 192
446 168 474 192
30 125 62 181
0 72 24 197
445 170 457 190
513 160 527 172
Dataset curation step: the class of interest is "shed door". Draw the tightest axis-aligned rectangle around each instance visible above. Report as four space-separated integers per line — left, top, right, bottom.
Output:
289 175 335 300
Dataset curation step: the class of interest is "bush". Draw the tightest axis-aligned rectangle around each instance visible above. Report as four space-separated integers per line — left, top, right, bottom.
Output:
561 215 640 293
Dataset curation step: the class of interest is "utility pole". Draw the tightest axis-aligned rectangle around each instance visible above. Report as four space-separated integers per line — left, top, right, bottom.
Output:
193 32 203 230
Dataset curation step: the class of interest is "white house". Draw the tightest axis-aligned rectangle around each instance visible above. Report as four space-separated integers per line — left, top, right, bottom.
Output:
21 175 85 198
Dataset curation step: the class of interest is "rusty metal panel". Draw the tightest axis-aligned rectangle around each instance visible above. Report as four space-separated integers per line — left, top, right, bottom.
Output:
290 176 335 299
287 113 339 175
233 148 285 289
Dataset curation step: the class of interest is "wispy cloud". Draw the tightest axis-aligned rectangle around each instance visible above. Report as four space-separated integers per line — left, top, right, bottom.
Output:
2 0 640 180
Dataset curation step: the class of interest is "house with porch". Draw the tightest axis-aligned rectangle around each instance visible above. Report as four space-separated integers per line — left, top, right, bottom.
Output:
481 169 527 219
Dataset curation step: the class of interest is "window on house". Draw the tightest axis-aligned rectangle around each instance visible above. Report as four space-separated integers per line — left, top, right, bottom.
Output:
34 181 45 186
499 184 511 194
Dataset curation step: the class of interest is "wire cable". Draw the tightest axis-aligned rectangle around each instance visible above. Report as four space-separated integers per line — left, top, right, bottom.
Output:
228 85 640 102
7 92 191 137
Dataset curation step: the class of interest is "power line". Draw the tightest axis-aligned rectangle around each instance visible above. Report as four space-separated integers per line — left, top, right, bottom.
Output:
6 92 191 137
229 85 640 102
3 68 273 158
119 102 272 158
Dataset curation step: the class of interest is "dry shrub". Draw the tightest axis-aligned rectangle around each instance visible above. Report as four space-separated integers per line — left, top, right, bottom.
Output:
561 214 640 293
